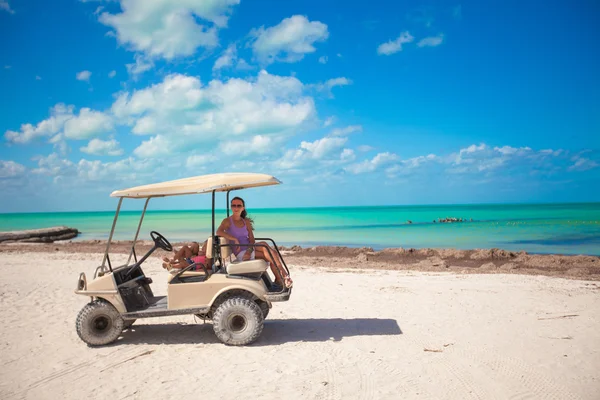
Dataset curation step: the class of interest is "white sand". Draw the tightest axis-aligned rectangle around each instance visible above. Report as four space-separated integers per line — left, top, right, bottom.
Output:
0 251 599 400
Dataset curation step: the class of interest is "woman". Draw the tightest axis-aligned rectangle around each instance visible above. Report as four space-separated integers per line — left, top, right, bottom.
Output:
216 196 293 289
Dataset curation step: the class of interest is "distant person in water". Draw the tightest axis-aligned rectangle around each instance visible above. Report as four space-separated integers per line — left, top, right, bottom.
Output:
217 196 293 289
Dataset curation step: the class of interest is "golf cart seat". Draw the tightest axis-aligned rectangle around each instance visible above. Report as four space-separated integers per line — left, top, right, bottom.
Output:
206 236 269 275
227 259 268 274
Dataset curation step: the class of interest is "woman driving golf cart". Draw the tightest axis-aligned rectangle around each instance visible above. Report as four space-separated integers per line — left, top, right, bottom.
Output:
217 196 293 289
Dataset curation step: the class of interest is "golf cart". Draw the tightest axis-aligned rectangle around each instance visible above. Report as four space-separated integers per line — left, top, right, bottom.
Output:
74 173 292 346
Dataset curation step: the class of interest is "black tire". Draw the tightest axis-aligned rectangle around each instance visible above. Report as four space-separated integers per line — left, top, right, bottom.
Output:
258 301 270 320
213 296 264 346
76 300 124 346
123 319 136 330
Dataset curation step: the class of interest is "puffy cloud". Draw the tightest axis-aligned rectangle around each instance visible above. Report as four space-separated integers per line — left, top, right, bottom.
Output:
115 71 315 156
108 70 117 78
251 15 329 64
80 138 124 156
126 54 154 78
345 152 399 174
318 56 328 64
213 43 237 71
133 135 173 158
32 153 76 177
312 77 352 97
274 136 348 170
4 104 75 144
63 108 114 140
568 156 598 172
186 154 218 168
98 0 240 60
0 160 26 178
330 125 362 137
76 157 153 182
323 116 335 127
76 70 92 82
340 148 355 162
417 34 444 48
377 31 414 55
219 135 273 156
0 1 14 14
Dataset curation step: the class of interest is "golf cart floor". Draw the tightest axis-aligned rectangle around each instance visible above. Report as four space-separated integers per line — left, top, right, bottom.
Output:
122 295 209 319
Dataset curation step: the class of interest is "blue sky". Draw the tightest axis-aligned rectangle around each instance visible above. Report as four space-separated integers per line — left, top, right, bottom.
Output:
0 0 599 212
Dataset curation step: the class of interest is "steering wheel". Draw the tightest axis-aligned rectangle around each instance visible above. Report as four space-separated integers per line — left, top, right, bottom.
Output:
150 231 172 252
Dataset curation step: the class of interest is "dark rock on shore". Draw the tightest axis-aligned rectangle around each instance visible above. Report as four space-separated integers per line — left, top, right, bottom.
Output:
0 226 80 243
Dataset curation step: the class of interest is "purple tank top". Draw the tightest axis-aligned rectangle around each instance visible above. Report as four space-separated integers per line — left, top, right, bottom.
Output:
227 216 250 255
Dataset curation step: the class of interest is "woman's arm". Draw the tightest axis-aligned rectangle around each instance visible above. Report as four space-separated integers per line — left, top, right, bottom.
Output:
216 218 238 243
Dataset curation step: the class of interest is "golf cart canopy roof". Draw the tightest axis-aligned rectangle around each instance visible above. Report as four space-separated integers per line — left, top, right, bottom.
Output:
110 172 281 199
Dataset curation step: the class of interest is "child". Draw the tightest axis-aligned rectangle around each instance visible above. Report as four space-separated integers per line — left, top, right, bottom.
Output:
162 240 208 271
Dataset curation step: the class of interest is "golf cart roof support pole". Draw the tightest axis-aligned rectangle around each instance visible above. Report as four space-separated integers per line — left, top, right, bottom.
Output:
211 190 216 238
126 197 150 265
226 190 230 217
101 197 123 271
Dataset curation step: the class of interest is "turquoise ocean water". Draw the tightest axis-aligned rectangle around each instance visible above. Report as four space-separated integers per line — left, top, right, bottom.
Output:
1 203 599 255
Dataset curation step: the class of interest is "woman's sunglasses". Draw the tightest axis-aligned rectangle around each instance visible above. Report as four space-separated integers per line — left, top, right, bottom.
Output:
231 204 243 208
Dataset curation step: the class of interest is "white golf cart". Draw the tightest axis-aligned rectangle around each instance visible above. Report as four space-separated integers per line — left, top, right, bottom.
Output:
74 173 292 346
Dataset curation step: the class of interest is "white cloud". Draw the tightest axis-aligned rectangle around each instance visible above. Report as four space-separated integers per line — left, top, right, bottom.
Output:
186 154 218 168
346 152 399 174
213 43 237 71
568 156 598 172
0 160 26 178
32 153 76 177
313 77 352 97
300 136 347 159
115 71 315 156
357 145 374 152
274 136 347 170
63 108 113 140
330 125 362 136
98 0 240 60
126 54 154 78
80 138 124 156
0 0 14 14
340 148 355 162
108 70 117 78
76 157 152 182
493 145 532 155
133 135 173 158
417 34 444 48
323 116 335 127
251 15 329 64
76 70 92 82
318 56 328 64
4 104 75 144
377 31 414 55
219 135 273 156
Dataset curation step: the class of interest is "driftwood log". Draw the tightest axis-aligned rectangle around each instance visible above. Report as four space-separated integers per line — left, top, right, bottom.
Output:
0 226 80 243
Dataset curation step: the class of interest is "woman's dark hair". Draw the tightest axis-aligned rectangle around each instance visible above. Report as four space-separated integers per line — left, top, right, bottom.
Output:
231 196 254 228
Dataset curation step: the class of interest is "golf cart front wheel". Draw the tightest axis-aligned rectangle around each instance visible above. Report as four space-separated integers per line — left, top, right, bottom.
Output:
76 300 124 346
212 297 264 346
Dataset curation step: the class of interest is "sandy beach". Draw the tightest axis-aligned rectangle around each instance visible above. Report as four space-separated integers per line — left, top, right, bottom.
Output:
0 247 599 400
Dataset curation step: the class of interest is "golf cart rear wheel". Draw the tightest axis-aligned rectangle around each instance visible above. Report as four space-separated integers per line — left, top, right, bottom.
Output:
213 297 264 346
76 300 123 346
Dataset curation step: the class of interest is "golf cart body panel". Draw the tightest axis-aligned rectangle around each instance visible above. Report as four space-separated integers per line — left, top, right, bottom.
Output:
167 273 268 310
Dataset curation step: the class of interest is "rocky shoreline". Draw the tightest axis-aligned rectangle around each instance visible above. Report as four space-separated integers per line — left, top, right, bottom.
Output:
1 239 599 281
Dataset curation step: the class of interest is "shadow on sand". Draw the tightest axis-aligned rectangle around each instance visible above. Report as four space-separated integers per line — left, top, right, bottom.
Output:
116 318 402 346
